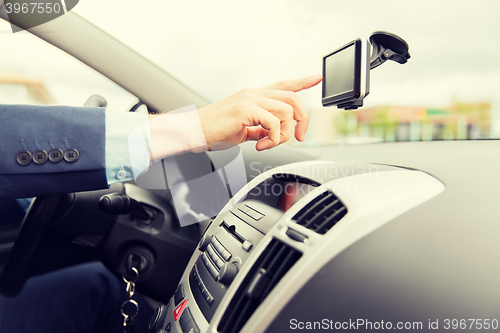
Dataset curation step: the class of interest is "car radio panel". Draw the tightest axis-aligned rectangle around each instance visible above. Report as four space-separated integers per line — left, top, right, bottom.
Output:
189 199 283 322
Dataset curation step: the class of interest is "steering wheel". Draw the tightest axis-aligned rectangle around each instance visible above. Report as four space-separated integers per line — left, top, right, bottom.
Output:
0 194 70 297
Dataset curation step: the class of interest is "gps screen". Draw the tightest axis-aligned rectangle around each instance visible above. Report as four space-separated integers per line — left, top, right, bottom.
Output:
324 44 356 98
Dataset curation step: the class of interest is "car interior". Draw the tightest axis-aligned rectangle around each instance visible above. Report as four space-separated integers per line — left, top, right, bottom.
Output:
1 2 500 333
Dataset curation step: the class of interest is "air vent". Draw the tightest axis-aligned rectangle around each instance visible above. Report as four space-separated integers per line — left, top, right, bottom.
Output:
292 191 347 234
218 239 302 333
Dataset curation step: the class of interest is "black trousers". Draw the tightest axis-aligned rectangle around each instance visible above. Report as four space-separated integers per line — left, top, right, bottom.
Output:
0 262 154 333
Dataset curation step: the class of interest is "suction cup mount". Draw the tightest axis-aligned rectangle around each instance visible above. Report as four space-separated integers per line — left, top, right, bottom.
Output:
322 31 411 111
369 31 411 69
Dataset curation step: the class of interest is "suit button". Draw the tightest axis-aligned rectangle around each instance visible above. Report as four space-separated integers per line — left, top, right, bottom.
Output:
16 151 32 166
48 149 64 163
64 148 79 163
33 150 48 164
116 170 127 179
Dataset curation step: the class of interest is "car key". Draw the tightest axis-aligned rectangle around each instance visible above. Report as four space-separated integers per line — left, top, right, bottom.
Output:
121 264 140 333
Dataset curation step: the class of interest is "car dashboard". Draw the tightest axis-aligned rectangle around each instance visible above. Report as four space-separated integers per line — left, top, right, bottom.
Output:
148 158 444 333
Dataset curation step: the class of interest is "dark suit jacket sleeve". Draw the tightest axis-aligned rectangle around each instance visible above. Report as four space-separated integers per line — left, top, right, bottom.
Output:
0 104 108 199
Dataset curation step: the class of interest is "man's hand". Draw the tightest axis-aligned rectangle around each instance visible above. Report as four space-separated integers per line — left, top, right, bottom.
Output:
197 75 322 151
147 75 322 162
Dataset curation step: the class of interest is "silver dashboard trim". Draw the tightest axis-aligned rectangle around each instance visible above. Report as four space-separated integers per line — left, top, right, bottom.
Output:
173 162 445 333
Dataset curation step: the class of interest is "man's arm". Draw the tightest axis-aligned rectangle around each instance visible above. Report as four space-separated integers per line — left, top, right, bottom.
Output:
0 75 322 199
148 75 323 155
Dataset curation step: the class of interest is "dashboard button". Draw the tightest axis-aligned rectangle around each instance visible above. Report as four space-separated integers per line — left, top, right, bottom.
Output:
174 285 184 306
212 237 232 260
212 238 223 253
202 253 219 279
248 210 264 220
206 245 217 260
221 249 232 261
201 286 215 306
173 299 188 321
216 258 225 269
286 228 308 242
206 294 214 306
193 267 200 281
253 214 264 221
179 307 193 331
242 240 253 252
206 262 219 280
184 320 200 333
238 206 253 217
201 253 209 266
217 262 238 285
198 235 212 251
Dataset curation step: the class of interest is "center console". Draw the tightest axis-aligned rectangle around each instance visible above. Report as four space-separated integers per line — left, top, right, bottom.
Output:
148 161 444 333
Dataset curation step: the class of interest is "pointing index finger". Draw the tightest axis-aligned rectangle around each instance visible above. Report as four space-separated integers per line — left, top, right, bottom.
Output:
262 75 323 92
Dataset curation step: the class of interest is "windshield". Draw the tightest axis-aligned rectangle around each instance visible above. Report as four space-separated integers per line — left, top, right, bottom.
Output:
15 1 500 144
